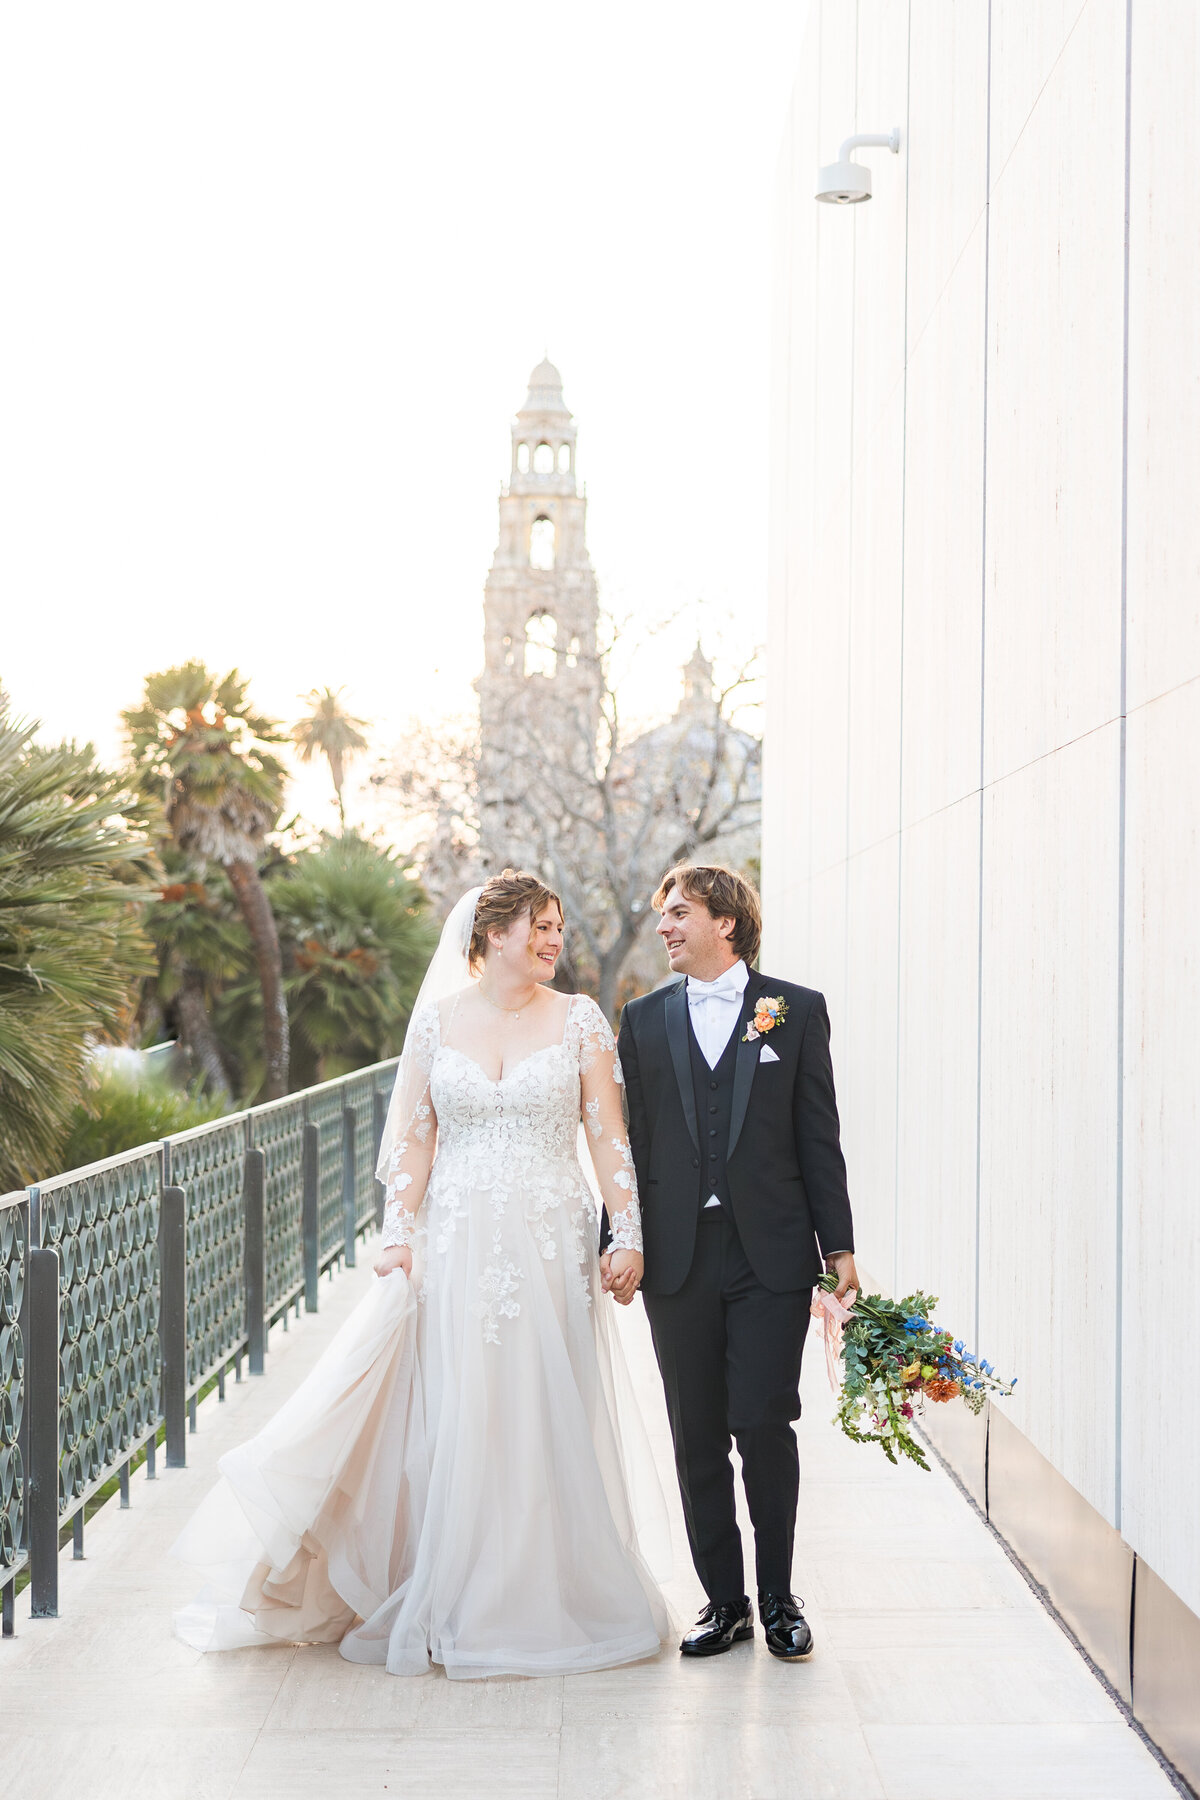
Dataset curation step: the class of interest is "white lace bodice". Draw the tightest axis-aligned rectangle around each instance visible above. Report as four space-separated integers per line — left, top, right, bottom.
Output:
380 992 642 1261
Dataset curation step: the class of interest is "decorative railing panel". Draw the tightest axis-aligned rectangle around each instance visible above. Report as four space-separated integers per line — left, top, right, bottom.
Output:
165 1116 250 1393
0 1191 27 1626
375 1061 397 1143
342 1070 378 1228
371 1063 398 1224
249 1096 306 1319
36 1148 163 1519
306 1084 345 1265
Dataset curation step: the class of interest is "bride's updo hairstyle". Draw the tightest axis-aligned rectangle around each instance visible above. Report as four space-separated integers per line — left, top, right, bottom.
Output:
468 869 563 973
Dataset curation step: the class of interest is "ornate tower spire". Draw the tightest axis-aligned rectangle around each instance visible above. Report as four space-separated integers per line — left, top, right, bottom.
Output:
680 642 715 716
476 360 601 873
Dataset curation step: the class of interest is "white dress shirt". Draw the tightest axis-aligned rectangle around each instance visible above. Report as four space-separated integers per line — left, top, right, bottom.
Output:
687 959 749 1207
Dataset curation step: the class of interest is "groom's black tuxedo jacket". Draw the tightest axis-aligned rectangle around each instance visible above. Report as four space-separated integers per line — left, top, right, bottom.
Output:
617 971 854 1297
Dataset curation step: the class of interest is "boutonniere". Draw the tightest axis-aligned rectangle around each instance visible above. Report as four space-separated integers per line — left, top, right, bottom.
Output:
743 994 788 1042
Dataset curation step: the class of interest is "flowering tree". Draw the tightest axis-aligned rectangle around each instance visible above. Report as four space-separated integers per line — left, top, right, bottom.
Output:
377 630 761 1018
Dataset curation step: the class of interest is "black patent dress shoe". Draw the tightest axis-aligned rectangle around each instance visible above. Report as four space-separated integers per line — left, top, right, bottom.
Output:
759 1592 814 1661
679 1597 755 1656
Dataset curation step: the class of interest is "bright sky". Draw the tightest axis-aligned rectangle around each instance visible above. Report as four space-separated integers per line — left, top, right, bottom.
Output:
1 3 807 828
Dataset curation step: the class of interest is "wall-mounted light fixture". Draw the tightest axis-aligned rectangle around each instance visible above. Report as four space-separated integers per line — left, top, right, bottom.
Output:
815 128 901 204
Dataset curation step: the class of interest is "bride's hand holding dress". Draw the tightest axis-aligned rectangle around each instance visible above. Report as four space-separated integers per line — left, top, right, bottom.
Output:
374 1244 411 1276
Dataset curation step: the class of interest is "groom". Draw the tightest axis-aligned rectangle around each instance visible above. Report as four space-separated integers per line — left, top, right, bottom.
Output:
616 864 858 1662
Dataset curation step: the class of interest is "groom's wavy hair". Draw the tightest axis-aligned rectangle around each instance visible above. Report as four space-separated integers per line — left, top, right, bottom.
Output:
652 864 762 966
469 868 563 973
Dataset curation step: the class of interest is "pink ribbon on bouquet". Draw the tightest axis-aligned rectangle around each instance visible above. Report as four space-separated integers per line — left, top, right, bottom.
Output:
810 1285 857 1393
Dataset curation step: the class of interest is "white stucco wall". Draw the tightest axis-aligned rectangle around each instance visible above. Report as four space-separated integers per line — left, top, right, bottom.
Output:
765 0 1200 1615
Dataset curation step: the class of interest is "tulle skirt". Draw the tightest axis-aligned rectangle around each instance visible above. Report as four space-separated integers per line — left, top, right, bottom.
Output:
171 1192 672 1678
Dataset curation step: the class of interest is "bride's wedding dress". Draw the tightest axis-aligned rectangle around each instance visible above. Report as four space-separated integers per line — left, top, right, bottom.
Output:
172 989 671 1678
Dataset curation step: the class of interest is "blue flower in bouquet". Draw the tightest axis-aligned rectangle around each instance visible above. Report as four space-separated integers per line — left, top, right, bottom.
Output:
903 1314 928 1333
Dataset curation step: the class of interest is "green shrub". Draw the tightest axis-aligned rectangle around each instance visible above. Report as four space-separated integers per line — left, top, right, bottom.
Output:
61 1065 229 1169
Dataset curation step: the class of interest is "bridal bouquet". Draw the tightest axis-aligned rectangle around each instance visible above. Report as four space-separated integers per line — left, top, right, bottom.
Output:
813 1273 1016 1472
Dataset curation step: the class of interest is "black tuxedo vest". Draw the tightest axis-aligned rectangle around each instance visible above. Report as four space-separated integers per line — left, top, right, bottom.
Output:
687 1005 738 1210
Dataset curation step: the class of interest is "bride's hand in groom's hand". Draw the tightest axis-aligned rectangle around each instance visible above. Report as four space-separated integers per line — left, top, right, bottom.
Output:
374 1245 412 1279
825 1251 860 1304
605 1250 643 1306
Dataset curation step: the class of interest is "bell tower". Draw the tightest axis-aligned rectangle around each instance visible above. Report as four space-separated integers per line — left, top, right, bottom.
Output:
477 359 601 872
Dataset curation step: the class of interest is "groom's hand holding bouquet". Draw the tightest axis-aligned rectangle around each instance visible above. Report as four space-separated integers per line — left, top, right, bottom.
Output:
824 1248 860 1304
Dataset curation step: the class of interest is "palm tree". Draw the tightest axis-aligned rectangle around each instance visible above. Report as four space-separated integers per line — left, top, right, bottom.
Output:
142 853 248 1100
124 663 292 1098
292 687 370 832
215 834 438 1091
0 696 154 1187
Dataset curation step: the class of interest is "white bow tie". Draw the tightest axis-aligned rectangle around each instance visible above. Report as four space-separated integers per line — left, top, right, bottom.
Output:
687 973 743 1003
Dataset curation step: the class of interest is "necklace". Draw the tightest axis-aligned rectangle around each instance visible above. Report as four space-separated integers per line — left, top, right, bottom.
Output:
477 985 532 1019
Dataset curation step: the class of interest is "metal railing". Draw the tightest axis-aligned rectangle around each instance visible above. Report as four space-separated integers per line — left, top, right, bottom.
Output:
0 1056 398 1632
0 1190 27 1635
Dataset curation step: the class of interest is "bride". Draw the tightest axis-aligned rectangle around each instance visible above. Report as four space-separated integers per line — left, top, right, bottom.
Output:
172 869 671 1678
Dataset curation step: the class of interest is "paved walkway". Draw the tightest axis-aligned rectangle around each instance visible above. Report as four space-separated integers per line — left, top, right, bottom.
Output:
1 1248 1178 1800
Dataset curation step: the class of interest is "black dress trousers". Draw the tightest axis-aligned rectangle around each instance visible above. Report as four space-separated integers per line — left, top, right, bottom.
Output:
643 1204 813 1605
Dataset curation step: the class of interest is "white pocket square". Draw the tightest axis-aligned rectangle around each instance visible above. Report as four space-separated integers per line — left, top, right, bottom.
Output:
759 1045 780 1063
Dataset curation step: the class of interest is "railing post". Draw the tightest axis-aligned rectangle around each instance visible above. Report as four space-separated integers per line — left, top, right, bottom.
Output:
244 1147 266 1375
27 1245 60 1619
16 1194 31 1544
4 1198 31 1637
159 1186 187 1469
373 1088 387 1230
302 1121 320 1312
342 1105 357 1268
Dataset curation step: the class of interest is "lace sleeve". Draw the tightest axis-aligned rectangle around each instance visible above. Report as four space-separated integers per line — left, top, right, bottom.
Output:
380 1003 439 1249
574 996 642 1254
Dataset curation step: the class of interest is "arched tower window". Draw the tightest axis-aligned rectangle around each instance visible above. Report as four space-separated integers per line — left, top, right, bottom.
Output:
533 442 555 474
524 612 557 679
516 442 530 473
558 442 571 473
529 515 555 569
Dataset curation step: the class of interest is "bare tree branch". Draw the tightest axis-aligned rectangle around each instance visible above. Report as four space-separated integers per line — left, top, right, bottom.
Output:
376 625 761 1018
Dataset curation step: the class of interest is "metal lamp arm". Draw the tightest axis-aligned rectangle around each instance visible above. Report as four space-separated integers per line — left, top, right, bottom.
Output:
837 128 901 162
